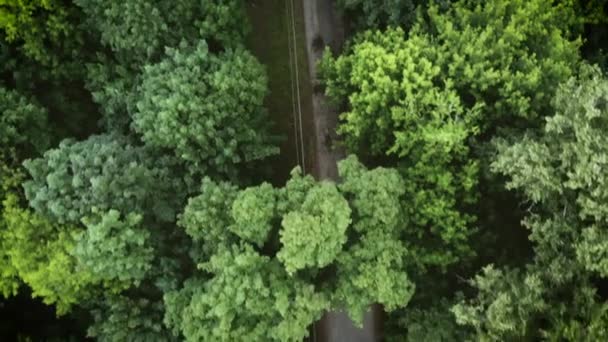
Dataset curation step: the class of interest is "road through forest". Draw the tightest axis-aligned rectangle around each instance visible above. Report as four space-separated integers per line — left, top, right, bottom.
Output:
301 1 381 342
247 1 380 341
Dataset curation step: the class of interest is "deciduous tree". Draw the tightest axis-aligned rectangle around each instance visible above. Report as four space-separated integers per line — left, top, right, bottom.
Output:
166 156 415 340
453 66 608 340
133 40 278 177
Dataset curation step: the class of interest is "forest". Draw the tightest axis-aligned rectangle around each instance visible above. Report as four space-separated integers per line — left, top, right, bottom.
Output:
1 0 608 341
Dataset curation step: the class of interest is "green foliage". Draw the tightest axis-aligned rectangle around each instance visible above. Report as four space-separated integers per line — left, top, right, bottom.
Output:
178 178 239 259
0 0 76 64
453 66 608 340
75 0 246 65
320 0 582 277
564 0 608 24
322 0 580 154
230 182 276 247
0 87 51 159
0 162 24 298
73 210 154 286
23 134 186 224
337 155 406 233
133 40 278 176
88 295 176 342
452 265 546 339
278 183 351 274
387 299 471 341
1 193 96 314
335 0 433 30
77 0 248 132
334 229 414 323
0 0 291 338
320 27 479 271
84 59 139 133
170 156 415 339
165 245 329 341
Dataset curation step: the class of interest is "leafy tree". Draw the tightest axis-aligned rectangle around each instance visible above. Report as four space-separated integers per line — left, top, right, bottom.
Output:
84 59 140 133
166 156 415 340
0 0 77 65
322 0 580 155
277 183 351 274
178 178 239 260
1 191 97 314
0 87 51 160
74 0 246 66
133 40 278 177
320 0 581 273
334 0 450 30
453 66 608 340
165 245 329 342
320 27 479 271
73 210 154 286
0 161 24 298
76 0 248 133
230 183 277 247
385 299 471 341
23 134 188 225
87 294 176 342
0 166 155 315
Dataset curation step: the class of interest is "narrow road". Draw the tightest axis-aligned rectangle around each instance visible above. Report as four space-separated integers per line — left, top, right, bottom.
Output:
301 0 345 181
248 1 383 340
245 0 316 185
300 1 382 341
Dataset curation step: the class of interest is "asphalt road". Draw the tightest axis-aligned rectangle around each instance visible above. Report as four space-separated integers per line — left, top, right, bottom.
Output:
301 0 345 181
300 1 382 341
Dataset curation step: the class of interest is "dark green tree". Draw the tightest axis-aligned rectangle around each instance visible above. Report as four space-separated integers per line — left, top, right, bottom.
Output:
23 134 188 224
133 40 278 177
334 0 449 30
75 0 246 66
0 87 51 160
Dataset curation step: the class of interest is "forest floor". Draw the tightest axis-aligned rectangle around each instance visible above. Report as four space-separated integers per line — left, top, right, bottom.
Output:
245 0 317 185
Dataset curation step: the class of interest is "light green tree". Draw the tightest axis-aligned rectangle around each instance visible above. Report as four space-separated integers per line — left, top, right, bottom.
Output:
453 66 608 340
0 87 51 160
165 156 415 340
320 0 581 275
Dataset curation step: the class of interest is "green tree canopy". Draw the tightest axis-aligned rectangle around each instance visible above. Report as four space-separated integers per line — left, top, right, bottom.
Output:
23 134 188 225
133 40 278 177
166 156 415 340
75 0 246 66
319 0 582 275
0 0 79 65
1 190 97 314
335 0 451 30
453 66 608 340
0 87 51 160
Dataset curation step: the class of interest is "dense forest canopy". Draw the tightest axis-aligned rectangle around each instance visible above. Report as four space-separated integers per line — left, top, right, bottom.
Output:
1 0 608 340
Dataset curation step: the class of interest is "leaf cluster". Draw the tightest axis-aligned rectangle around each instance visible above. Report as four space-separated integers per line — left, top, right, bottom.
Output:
167 156 416 340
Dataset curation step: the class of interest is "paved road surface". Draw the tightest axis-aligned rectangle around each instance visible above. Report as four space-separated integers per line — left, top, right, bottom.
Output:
301 0 345 181
300 1 382 341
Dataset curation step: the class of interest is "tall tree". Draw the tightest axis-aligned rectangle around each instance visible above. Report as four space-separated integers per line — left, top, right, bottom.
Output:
164 156 415 341
133 40 278 177
319 0 581 281
453 66 608 340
